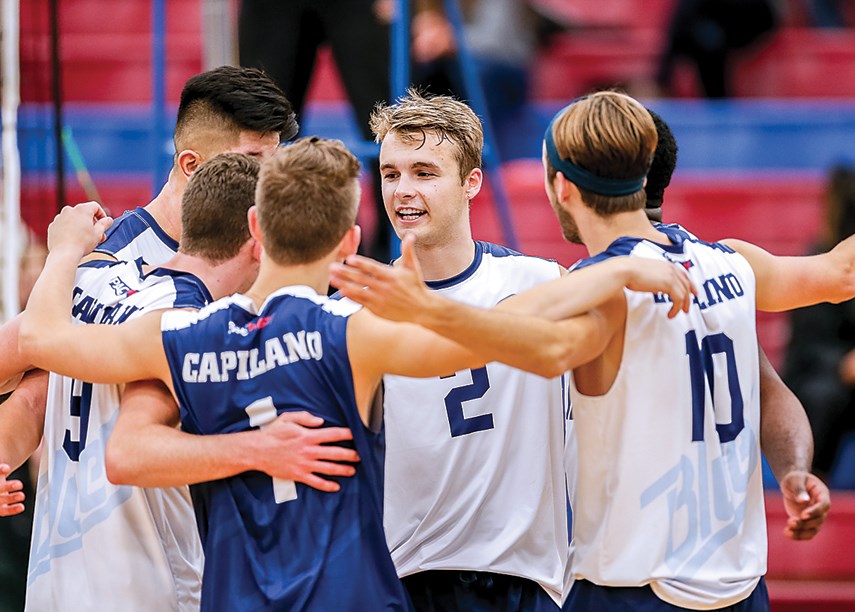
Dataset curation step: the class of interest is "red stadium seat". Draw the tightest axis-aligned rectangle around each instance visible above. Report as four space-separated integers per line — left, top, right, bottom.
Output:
766 491 855 612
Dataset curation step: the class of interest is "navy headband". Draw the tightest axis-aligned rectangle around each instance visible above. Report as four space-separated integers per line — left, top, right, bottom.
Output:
544 99 647 197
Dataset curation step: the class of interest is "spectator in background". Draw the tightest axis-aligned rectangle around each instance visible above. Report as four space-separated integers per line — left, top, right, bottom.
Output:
411 0 541 159
784 165 855 477
656 0 780 97
238 0 393 261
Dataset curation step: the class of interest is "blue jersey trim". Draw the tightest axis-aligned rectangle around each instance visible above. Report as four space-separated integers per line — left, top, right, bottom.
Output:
425 241 550 290
425 241 485 290
78 259 123 270
145 267 213 309
573 224 736 271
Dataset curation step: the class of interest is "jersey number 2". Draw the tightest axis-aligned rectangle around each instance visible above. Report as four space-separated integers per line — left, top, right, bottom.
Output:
63 380 93 462
245 397 298 503
685 330 744 444
444 367 493 437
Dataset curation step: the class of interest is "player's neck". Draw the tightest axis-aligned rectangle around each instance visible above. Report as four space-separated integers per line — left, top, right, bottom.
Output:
409 238 477 282
144 177 182 243
243 255 331 308
155 252 244 301
581 209 675 256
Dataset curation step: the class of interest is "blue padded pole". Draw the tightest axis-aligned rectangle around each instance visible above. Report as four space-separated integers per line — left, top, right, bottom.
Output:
386 0 412 258
391 0 410 99
151 0 169 195
442 0 518 250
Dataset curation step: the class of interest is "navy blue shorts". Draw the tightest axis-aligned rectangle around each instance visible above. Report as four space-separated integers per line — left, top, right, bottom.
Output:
403 570 564 612
565 577 769 611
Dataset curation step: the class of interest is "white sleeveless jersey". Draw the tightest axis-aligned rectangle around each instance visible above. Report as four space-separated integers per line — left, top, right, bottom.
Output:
93 207 179 265
569 224 765 610
26 260 209 612
383 241 573 605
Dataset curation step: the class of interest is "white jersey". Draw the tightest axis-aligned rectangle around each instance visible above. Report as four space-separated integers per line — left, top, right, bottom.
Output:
383 241 572 605
26 260 210 612
93 207 179 265
569 224 764 610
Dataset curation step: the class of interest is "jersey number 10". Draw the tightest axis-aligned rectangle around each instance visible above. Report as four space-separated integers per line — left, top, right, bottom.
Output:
685 330 745 444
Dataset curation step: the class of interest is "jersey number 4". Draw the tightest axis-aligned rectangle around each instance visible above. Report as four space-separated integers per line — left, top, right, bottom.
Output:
443 367 493 437
63 380 93 462
685 330 744 443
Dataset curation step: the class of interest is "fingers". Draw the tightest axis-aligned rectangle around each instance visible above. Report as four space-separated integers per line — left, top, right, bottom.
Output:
298 473 342 493
399 234 423 279
306 427 357 448
95 216 115 241
310 460 357 478
783 520 822 541
308 443 360 464
329 262 375 296
277 411 325 428
0 502 25 517
0 479 25 517
343 254 392 278
665 270 695 318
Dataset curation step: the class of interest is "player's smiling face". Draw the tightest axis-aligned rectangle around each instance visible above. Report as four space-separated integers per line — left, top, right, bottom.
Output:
379 130 479 249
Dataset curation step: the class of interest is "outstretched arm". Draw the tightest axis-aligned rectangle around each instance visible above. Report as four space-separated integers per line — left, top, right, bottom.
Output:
333 236 694 323
758 347 830 541
19 203 170 385
0 369 49 516
724 235 855 311
497 256 695 320
335 236 623 379
106 380 360 491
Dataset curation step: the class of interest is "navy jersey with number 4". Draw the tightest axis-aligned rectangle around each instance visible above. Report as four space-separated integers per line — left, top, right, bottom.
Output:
160 285 410 612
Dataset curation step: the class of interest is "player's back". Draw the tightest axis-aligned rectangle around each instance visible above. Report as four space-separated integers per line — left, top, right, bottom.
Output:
569 224 764 609
27 260 210 612
160 285 410 612
383 241 571 604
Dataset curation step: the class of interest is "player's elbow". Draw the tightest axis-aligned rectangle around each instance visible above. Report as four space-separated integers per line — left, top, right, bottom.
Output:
104 437 138 486
525 342 577 379
17 315 52 370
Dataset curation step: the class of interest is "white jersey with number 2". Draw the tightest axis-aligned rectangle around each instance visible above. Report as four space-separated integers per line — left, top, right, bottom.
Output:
383 241 573 605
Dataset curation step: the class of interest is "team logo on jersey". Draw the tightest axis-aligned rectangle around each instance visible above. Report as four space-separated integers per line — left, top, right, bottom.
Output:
109 276 137 297
228 316 273 336
663 254 695 270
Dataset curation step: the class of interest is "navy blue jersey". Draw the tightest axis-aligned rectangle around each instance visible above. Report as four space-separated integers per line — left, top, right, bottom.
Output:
94 207 178 266
160 286 410 612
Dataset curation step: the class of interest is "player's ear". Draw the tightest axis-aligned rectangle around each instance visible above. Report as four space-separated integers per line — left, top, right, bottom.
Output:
337 225 361 260
176 150 203 178
247 206 262 242
555 172 579 207
251 237 262 262
464 167 483 202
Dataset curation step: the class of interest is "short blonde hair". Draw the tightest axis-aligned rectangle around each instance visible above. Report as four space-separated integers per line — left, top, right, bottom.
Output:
547 91 656 214
256 138 361 265
370 89 483 183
